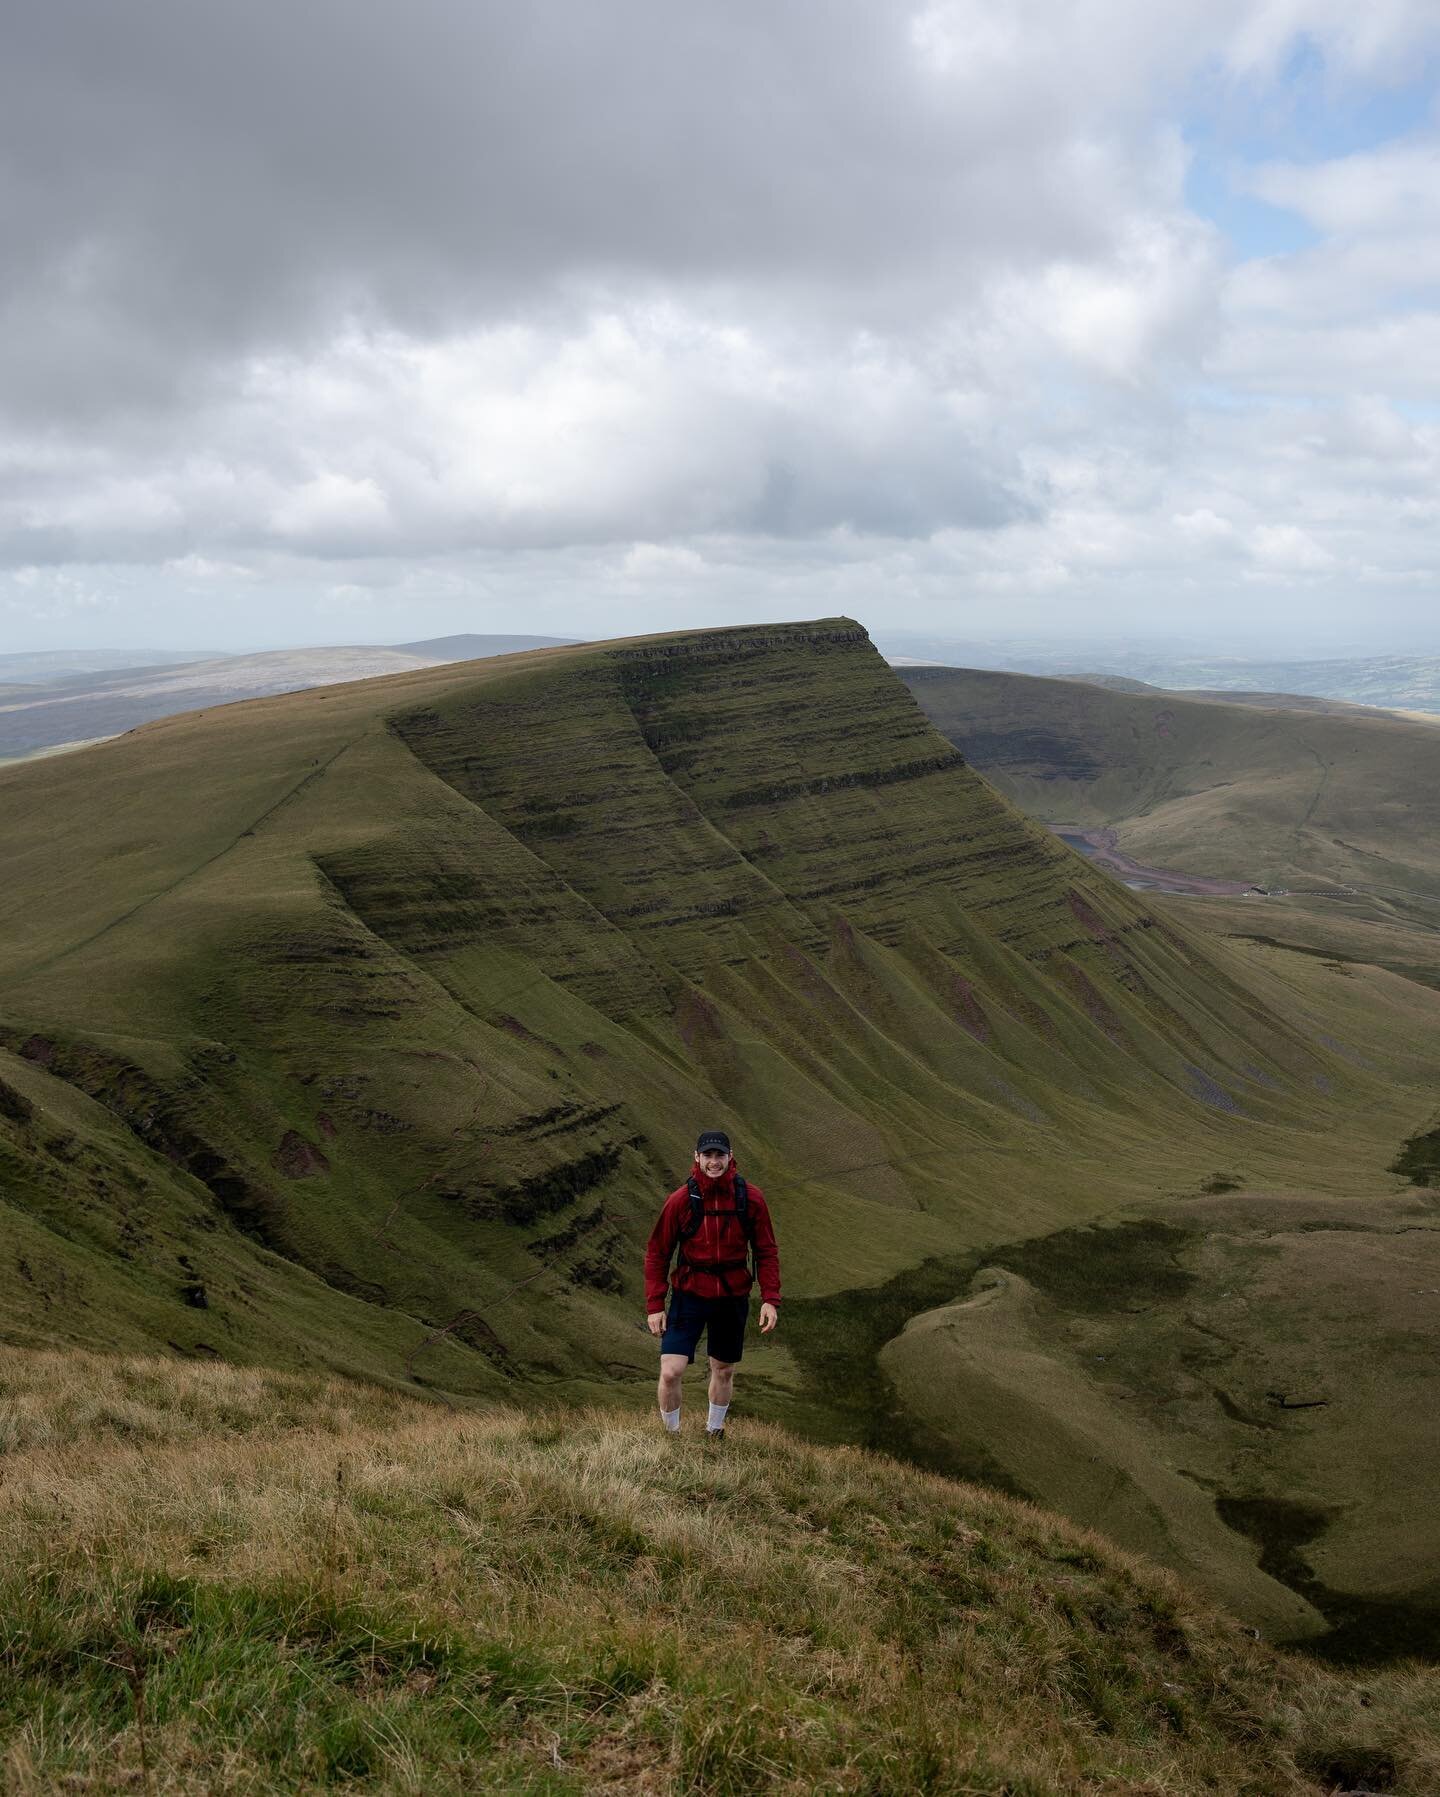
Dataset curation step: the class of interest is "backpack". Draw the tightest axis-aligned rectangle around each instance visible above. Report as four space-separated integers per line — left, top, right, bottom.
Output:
677 1173 755 1280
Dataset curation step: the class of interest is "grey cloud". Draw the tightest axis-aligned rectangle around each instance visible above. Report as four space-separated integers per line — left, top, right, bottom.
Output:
2 1 1152 422
0 351 1034 565
5 1 1440 651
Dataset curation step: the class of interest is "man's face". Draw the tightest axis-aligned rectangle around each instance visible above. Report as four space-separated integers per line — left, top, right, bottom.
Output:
698 1148 732 1178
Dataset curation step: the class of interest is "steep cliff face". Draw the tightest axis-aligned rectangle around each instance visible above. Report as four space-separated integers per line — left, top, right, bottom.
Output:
394 624 1099 963
0 621 1427 1400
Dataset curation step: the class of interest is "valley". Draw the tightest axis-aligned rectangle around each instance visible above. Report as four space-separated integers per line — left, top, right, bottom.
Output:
1049 826 1264 896
906 662 1440 990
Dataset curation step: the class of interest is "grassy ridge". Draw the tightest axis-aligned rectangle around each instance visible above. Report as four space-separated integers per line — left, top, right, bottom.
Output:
4 621 1440 1651
3 1348 1437 1795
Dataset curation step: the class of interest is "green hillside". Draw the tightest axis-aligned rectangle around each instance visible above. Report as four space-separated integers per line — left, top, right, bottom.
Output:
3 1349 1436 1795
903 665 1440 911
3 621 1440 1656
904 663 1440 998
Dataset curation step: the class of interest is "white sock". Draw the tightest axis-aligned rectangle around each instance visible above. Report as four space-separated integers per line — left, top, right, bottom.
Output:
661 1406 681 1433
708 1402 729 1431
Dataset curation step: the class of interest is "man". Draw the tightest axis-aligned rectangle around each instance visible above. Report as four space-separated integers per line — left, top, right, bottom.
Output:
644 1129 781 1439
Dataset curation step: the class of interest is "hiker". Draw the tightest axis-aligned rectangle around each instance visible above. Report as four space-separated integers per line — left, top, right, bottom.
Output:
645 1129 781 1439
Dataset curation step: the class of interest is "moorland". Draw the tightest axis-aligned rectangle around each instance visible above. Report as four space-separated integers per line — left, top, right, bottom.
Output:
4 1348 1435 1793
3 620 1439 1789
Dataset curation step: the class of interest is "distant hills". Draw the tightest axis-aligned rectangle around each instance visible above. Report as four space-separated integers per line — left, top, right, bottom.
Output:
904 663 1440 952
0 633 577 761
1069 672 1393 718
878 635 1440 715
3 620 1439 1654
0 647 222 684
1119 653 1440 714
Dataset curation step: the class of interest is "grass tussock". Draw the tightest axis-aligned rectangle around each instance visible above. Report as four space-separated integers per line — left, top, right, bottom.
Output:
0 1347 421 1456
3 1351 1438 1794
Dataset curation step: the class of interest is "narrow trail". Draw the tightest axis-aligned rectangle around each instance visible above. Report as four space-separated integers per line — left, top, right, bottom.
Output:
1295 739 1333 838
11 726 372 985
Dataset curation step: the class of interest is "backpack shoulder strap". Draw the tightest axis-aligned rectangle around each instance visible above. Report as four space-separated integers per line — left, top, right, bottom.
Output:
677 1173 753 1246
680 1175 704 1239
733 1174 753 1238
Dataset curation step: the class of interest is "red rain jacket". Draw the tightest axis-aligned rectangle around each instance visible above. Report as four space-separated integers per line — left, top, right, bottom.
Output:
644 1164 782 1314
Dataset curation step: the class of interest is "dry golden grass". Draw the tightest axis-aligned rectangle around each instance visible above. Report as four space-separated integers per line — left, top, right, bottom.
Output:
2 1349 1437 1793
0 1347 422 1456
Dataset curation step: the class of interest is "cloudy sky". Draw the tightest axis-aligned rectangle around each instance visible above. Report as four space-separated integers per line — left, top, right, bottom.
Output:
4 1 1440 654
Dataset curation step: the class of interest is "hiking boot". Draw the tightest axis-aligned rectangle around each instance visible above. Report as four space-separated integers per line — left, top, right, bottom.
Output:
705 1427 725 1444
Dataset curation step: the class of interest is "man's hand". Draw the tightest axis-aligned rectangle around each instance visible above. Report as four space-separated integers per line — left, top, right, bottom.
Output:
647 1310 667 1336
759 1303 778 1334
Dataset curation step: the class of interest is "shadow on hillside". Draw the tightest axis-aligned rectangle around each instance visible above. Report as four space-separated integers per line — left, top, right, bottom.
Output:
787 1225 1440 1670
1218 1496 1440 1668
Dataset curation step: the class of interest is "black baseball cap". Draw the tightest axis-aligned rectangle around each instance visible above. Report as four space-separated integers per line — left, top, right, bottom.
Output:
695 1129 731 1154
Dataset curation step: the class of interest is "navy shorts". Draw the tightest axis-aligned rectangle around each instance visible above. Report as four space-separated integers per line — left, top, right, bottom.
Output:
660 1288 749 1364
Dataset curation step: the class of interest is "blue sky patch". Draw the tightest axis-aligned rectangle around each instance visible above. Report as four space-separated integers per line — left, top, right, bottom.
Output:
1183 39 1437 261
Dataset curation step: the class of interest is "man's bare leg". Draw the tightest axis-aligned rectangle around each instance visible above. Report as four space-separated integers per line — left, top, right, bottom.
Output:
658 1353 687 1431
707 1357 735 1435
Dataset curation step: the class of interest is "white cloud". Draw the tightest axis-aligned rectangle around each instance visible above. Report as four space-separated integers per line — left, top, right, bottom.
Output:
1220 0 1440 79
3 566 116 619
163 554 254 580
1248 141 1440 236
269 472 392 548
1173 508 1241 546
1016 217 1220 382
1249 522 1338 571
619 544 708 580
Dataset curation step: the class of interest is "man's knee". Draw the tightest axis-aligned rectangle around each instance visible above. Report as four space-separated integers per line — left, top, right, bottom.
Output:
659 1354 688 1379
708 1357 734 1377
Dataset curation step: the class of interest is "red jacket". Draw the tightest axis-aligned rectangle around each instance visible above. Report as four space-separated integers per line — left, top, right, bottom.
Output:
644 1165 781 1313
